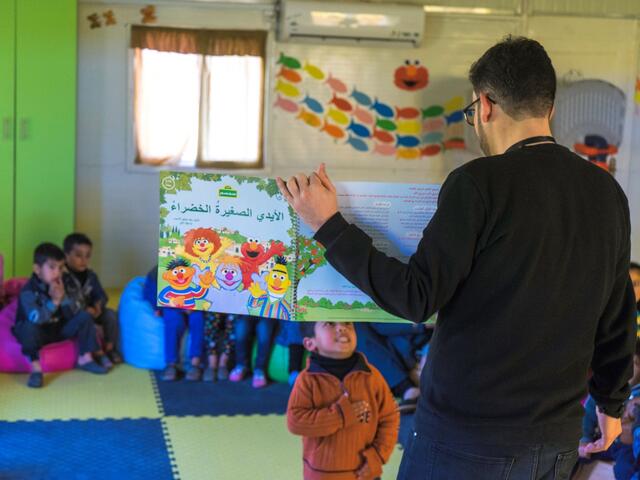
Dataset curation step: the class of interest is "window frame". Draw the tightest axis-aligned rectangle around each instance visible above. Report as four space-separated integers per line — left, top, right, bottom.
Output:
125 24 272 175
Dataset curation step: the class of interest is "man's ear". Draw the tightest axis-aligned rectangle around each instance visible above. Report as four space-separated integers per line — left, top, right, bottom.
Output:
479 93 494 124
303 337 316 353
549 103 555 121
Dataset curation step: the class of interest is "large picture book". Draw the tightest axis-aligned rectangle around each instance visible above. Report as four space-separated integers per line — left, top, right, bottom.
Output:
157 172 439 323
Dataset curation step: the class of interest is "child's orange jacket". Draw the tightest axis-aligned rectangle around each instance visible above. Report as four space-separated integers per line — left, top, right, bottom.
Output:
287 353 400 480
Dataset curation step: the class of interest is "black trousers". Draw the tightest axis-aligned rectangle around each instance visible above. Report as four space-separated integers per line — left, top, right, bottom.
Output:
12 311 100 360
94 308 119 349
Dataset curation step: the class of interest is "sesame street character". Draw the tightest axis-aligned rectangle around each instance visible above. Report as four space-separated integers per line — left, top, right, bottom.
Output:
394 60 429 91
239 238 286 289
247 256 292 320
177 228 232 283
158 258 210 309
203 256 251 314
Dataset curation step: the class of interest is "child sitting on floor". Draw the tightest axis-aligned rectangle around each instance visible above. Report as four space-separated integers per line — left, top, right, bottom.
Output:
63 233 122 367
12 243 109 388
287 321 399 480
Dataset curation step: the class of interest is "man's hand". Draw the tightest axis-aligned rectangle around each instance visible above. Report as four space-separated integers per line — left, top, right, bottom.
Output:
578 442 591 459
276 163 338 232
86 306 99 318
49 279 65 305
582 409 622 454
352 400 371 424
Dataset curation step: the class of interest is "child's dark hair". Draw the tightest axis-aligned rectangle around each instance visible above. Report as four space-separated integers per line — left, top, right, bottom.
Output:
34 243 65 266
631 262 640 273
299 321 316 339
63 233 92 254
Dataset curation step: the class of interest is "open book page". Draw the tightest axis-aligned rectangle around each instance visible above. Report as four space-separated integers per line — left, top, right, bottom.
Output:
296 181 440 323
158 172 297 319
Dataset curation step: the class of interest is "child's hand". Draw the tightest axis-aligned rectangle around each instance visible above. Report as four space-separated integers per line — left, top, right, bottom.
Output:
86 306 99 318
49 280 65 305
352 400 371 424
356 459 372 480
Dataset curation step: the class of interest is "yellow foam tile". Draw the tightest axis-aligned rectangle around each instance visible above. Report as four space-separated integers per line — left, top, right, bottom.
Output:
0 365 161 421
164 414 403 480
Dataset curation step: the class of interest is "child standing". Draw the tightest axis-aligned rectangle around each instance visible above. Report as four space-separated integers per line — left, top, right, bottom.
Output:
276 319 305 387
203 312 234 381
12 243 109 388
229 315 277 388
287 321 399 480
63 233 122 367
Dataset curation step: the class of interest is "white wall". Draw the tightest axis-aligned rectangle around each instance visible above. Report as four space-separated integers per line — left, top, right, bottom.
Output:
77 2 640 287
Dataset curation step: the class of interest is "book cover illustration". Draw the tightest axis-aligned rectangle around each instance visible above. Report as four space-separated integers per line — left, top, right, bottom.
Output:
158 172 296 320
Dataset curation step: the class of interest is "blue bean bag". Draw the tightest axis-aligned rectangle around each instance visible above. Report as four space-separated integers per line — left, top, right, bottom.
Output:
119 277 165 370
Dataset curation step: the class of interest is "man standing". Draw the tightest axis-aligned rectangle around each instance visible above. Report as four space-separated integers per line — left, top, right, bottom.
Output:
277 36 636 479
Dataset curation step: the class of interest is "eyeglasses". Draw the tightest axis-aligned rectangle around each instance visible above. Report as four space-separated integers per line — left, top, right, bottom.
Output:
463 96 497 126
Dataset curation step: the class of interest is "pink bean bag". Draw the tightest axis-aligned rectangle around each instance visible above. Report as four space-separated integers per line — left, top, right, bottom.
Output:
0 278 78 373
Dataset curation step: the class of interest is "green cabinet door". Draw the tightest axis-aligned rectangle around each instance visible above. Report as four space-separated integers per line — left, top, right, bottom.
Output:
0 0 15 279
14 0 76 275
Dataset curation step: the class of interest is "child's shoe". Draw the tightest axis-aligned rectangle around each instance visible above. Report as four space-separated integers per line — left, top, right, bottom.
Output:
203 367 216 382
217 365 229 381
96 354 113 370
27 372 43 388
288 371 299 387
185 365 202 381
161 364 179 381
77 361 109 374
252 369 267 388
229 365 246 382
107 350 123 364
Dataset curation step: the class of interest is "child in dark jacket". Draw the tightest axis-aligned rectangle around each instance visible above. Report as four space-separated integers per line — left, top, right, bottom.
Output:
63 233 122 367
287 321 399 480
12 243 108 388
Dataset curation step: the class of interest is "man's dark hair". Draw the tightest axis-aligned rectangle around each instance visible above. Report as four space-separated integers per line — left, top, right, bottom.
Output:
63 233 92 254
299 321 317 339
469 35 556 120
635 338 640 357
34 243 65 266
630 262 640 273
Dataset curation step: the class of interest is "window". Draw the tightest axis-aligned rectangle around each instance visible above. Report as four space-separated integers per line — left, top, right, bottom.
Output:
131 26 266 169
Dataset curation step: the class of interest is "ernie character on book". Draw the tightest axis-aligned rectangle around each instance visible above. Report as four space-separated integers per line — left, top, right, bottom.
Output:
158 258 211 309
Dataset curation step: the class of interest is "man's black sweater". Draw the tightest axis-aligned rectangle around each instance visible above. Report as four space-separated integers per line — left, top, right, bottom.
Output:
314 142 637 444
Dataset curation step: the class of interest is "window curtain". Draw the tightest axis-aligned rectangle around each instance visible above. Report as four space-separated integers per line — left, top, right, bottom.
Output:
131 26 266 167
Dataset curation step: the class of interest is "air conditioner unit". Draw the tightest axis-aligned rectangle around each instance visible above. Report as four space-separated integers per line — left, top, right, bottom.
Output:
278 0 425 48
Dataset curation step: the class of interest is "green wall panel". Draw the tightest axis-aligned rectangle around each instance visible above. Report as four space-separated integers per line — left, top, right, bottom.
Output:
14 0 76 276
0 0 15 279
